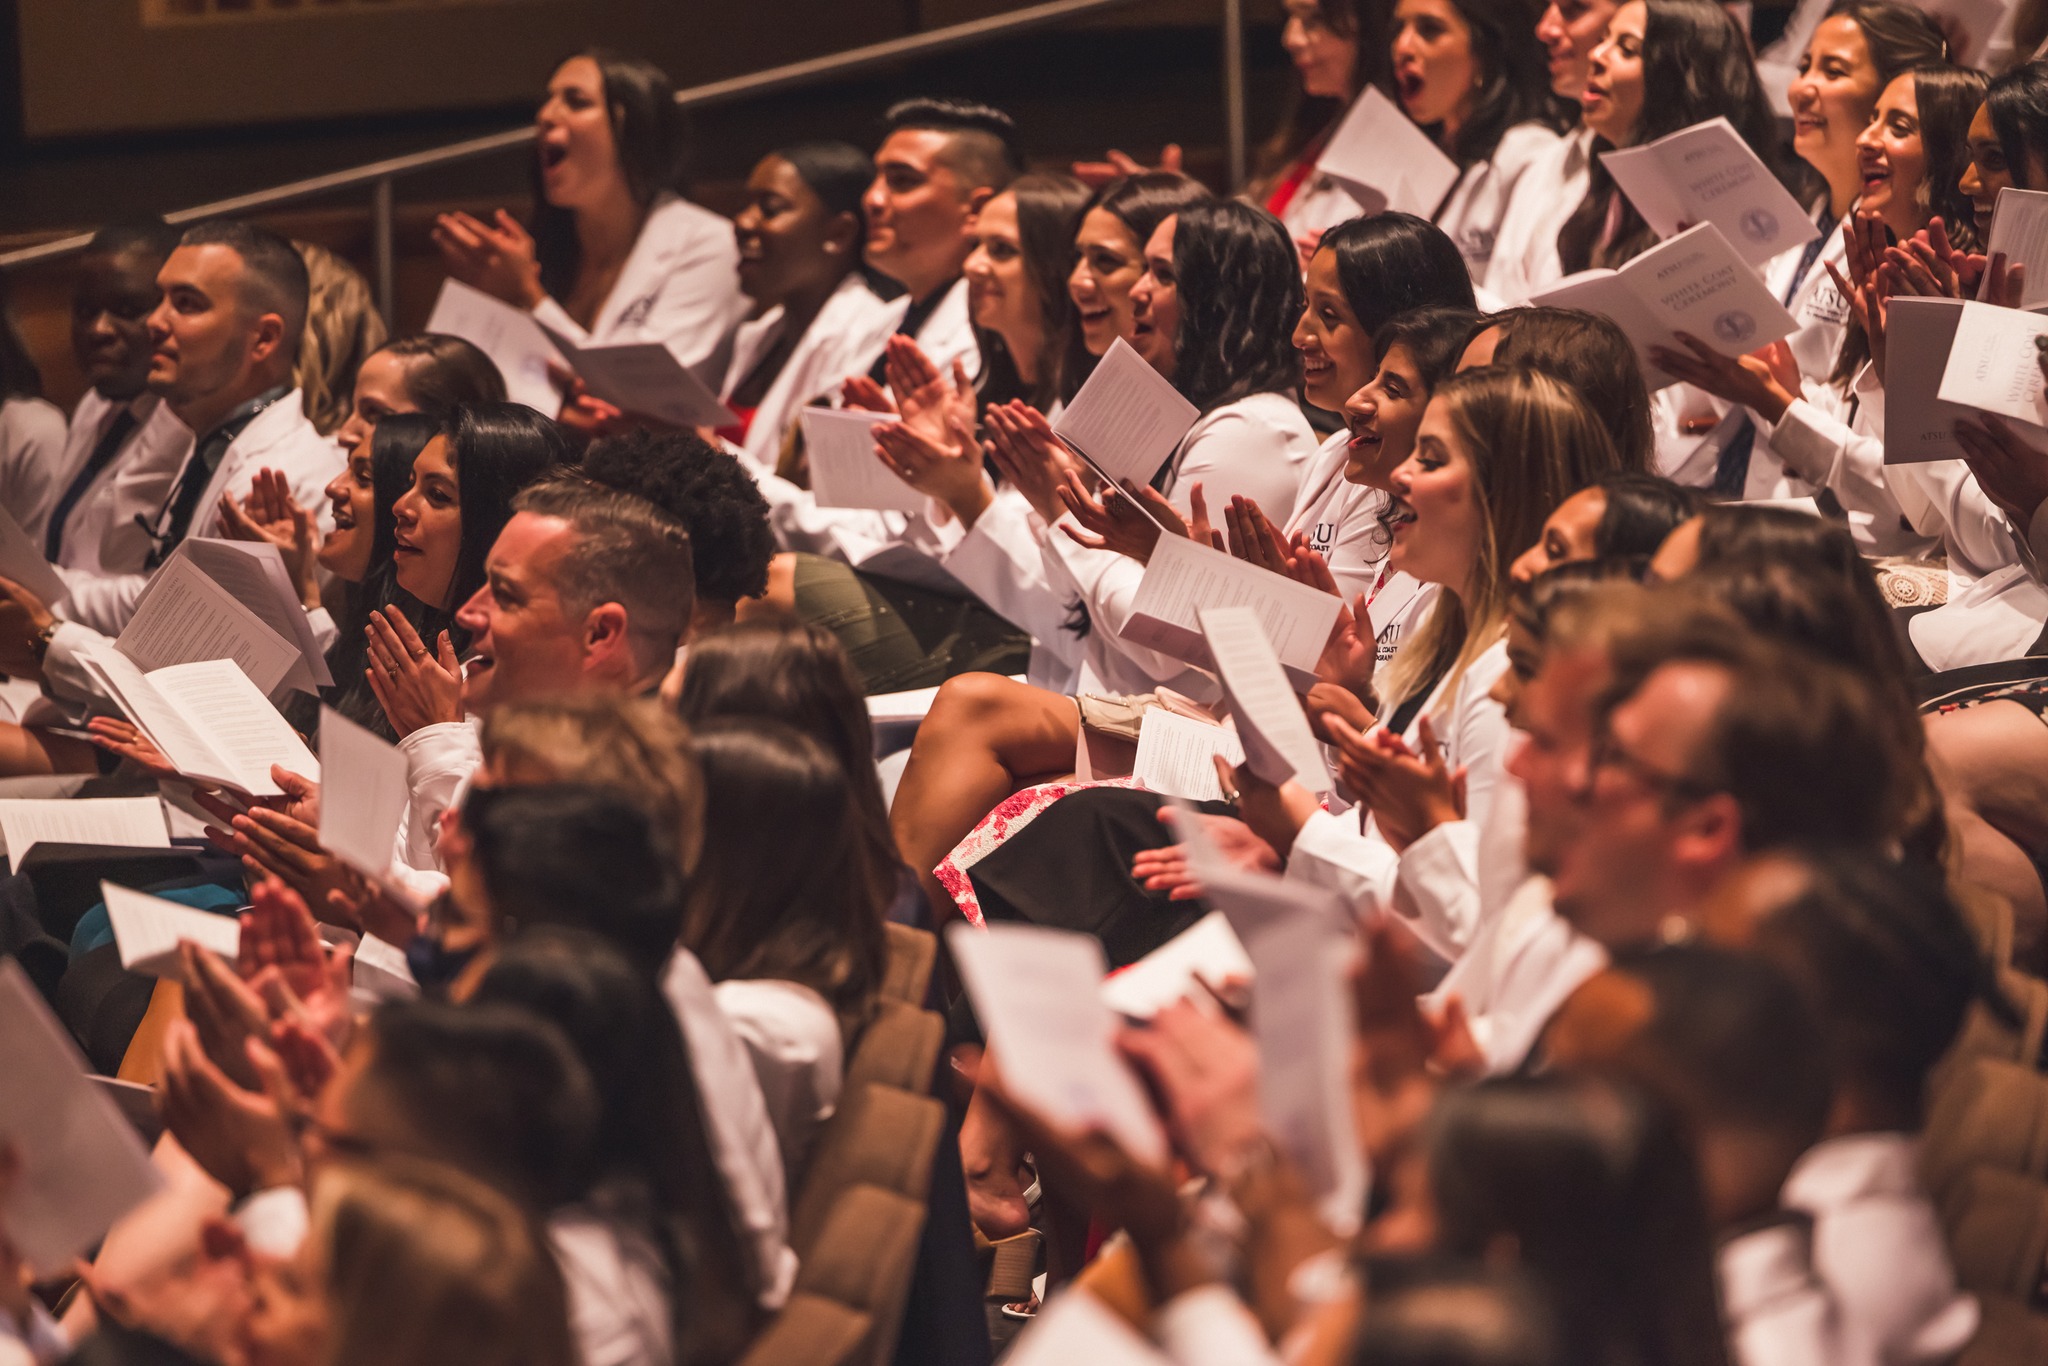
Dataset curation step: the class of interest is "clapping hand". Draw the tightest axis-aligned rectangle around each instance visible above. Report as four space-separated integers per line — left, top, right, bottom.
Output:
364 607 462 737
432 209 544 309
1057 471 1167 562
1070 143 1184 188
218 469 319 609
982 401 1080 523
1129 805 1282 901
1324 714 1465 851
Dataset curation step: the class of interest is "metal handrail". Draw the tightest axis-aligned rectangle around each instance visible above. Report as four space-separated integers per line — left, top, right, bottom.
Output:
0 0 1244 290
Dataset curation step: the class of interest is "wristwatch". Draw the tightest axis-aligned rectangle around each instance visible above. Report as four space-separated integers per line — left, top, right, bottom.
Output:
30 619 59 664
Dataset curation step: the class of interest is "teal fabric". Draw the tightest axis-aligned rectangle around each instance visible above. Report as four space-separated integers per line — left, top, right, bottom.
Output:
70 882 244 958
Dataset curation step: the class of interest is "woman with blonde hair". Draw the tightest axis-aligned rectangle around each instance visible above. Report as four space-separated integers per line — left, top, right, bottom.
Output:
1240 365 1625 965
241 1155 576 1366
291 241 388 436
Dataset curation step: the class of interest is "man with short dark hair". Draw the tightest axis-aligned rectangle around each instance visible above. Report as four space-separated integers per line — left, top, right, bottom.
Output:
862 97 1023 377
40 220 189 575
0 219 341 701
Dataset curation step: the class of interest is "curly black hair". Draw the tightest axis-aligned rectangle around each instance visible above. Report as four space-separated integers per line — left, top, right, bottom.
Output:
1170 201 1305 412
579 430 774 606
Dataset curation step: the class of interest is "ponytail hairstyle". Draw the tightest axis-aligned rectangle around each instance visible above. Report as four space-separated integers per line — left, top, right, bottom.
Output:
1380 366 1625 708
1558 0 1790 272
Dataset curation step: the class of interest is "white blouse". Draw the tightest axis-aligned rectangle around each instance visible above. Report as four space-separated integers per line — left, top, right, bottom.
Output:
1483 127 1596 305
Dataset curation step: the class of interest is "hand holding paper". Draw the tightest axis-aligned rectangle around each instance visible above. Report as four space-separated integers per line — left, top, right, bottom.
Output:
946 922 1167 1164
800 408 924 513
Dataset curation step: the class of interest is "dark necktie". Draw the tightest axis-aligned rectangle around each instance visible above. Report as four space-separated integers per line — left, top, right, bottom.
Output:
146 392 279 568
45 406 138 562
868 281 956 383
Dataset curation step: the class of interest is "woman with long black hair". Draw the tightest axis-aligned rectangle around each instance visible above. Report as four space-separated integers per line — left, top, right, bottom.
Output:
433 50 744 431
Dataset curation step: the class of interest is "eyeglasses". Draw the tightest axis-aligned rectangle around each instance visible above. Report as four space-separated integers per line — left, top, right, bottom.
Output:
1589 730 1719 804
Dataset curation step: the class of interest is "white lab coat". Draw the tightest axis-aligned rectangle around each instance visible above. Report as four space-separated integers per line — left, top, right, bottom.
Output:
1719 1218 1849 1366
660 949 797 1310
1041 390 1317 698
720 273 903 477
1435 123 1566 288
1428 874 1606 1074
42 391 341 700
551 1199 675 1366
47 390 189 577
0 396 68 544
713 977 843 1191
1780 1132 1979 1366
1746 367 1936 558
1286 637 1514 966
531 191 747 370
1483 127 1596 305
1734 209 1853 500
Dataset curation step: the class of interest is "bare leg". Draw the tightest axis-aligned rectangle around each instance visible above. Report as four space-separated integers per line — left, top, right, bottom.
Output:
1927 701 2048 966
958 1075 1032 1241
889 673 1080 912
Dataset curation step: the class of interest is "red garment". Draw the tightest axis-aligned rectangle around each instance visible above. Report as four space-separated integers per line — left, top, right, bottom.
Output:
1264 132 1332 219
714 404 756 449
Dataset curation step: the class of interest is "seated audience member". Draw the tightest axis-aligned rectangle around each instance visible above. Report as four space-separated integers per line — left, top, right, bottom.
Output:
578 429 774 638
760 171 1092 694
860 97 1023 378
1548 597 1912 953
1272 366 1625 964
1547 945 1838 1366
23 221 342 651
434 49 745 421
1388 0 1561 282
719 141 900 472
40 221 186 575
674 619 912 925
1704 849 1983 1364
473 931 759 1365
1481 0 1619 305
0 282 69 546
685 716 887 1181
327 331 509 458
1509 471 1698 583
1242 0 1392 250
291 241 387 437
265 1157 578 1366
1059 172 1215 397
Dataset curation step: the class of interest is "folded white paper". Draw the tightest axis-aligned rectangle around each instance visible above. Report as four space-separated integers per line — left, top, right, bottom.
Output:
1199 862 1364 1231
424 279 566 416
118 555 300 699
946 922 1167 1164
1600 117 1818 268
1005 1290 1174 1366
1052 337 1201 489
1099 910 1253 1019
539 322 737 430
0 796 167 862
0 959 163 1277
317 706 411 880
799 408 924 513
0 503 67 610
82 644 319 797
1980 187 2048 311
1200 604 1330 793
1314 86 1462 218
1123 535 1344 686
104 880 240 978
1531 222 1799 389
1132 709 1243 802
175 539 333 692
1936 299 2048 428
